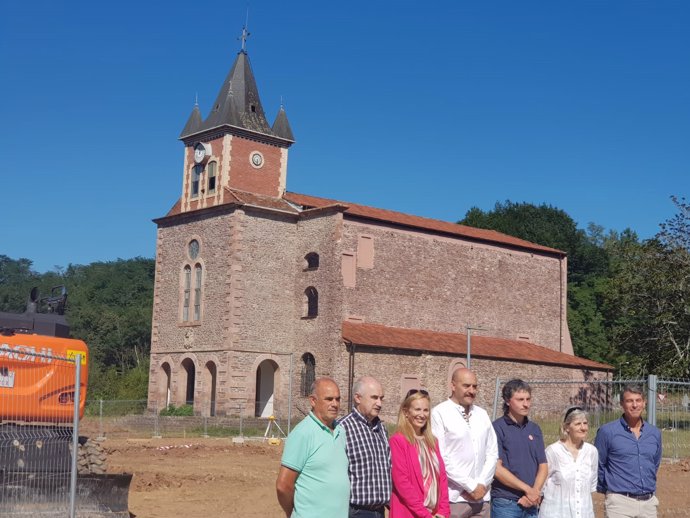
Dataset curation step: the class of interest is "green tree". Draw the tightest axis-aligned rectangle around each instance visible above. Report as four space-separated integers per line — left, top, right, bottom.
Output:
0 255 40 312
603 199 690 378
65 258 155 371
604 240 690 377
0 255 155 398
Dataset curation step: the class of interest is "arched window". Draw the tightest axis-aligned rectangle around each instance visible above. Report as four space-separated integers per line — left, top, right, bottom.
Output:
305 287 318 318
301 353 316 396
191 165 202 198
182 266 191 321
193 264 202 321
207 161 217 194
305 252 319 269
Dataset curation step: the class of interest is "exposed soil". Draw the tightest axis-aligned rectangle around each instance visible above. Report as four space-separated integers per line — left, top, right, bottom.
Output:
103 438 690 518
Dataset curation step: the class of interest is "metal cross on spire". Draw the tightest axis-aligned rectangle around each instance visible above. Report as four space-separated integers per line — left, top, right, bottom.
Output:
239 25 250 51
239 10 250 51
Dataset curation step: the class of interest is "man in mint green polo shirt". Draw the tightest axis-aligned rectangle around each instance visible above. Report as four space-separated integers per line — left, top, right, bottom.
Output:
276 377 350 518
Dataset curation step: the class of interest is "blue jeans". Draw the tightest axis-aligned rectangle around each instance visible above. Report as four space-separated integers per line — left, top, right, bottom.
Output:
490 498 538 518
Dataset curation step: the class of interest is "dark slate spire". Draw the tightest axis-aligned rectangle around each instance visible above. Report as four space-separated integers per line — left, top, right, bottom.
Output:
179 102 202 138
272 105 295 142
203 50 272 135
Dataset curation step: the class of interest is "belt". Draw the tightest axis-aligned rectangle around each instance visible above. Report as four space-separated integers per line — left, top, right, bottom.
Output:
350 503 386 512
616 492 654 501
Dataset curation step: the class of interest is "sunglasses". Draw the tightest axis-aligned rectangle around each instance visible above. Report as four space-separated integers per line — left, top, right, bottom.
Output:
406 388 429 399
564 406 584 421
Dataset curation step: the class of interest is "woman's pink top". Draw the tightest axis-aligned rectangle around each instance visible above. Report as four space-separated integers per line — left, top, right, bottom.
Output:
390 432 451 518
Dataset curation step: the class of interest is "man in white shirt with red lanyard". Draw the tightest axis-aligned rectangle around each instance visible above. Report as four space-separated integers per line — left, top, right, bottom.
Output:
432 367 498 518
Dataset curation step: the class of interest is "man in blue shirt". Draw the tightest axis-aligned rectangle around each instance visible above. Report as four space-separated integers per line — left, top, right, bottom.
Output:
491 379 547 518
595 384 662 518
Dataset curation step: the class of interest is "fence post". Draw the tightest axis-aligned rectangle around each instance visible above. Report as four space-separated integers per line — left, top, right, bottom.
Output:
153 400 162 438
202 416 209 438
239 406 244 437
287 353 293 434
648 374 657 427
69 354 82 518
97 399 105 440
492 377 501 421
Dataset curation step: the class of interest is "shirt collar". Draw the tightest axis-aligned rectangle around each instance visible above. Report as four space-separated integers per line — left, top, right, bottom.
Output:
503 413 530 427
351 407 382 428
449 398 473 410
309 411 340 435
619 415 645 433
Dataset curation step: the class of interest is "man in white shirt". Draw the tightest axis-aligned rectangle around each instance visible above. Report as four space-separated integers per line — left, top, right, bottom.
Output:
431 367 498 518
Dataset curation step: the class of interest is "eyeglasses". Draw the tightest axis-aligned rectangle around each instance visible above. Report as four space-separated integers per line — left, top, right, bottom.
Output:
564 406 584 421
406 388 429 399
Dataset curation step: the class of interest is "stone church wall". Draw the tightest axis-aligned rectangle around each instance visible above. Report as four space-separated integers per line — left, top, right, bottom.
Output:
350 348 609 423
338 219 567 352
148 209 238 414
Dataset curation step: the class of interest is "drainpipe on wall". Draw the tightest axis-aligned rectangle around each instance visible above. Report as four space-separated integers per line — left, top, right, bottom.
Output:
346 341 355 411
558 257 563 352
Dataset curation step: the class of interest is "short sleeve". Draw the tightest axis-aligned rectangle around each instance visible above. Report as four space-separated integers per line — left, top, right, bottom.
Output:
281 426 309 473
493 420 508 464
534 426 547 464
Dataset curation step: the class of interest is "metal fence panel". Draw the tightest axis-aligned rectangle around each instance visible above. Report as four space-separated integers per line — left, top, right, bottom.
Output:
490 377 690 460
81 399 293 440
0 349 80 516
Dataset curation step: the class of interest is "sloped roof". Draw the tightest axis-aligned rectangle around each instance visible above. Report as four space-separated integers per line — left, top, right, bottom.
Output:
272 105 294 141
160 188 299 219
160 189 566 257
224 188 300 213
285 192 565 256
342 321 611 371
179 104 202 138
203 50 272 134
181 50 294 142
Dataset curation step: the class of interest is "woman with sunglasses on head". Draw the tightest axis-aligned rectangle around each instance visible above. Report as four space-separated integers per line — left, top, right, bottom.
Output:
390 389 450 518
538 406 598 518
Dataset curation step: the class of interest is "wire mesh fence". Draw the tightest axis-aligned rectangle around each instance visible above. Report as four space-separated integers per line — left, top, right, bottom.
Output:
0 348 83 516
80 399 293 441
489 376 690 460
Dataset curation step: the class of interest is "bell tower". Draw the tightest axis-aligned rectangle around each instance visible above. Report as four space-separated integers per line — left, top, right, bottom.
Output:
178 30 294 213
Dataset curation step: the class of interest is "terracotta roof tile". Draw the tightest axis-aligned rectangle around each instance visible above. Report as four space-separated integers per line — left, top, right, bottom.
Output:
161 189 299 219
285 192 563 256
162 190 564 258
224 188 300 213
342 321 611 371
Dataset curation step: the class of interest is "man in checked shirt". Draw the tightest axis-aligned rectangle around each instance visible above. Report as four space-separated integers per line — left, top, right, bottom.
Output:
338 376 392 518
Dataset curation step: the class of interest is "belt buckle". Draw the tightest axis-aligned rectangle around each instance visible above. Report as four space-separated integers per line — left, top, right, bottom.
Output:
628 492 652 501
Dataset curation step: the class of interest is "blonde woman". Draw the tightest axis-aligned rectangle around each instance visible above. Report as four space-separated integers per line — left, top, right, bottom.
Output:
390 389 450 518
539 407 598 518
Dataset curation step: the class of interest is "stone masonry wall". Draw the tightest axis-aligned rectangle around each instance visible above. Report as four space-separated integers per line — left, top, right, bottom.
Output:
349 348 610 424
148 209 236 414
339 219 567 352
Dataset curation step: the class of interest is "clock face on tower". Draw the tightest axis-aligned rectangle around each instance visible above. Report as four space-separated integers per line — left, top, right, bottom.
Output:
250 151 264 168
194 143 208 164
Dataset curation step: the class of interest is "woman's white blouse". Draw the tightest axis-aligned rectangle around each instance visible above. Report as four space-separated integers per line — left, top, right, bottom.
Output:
539 441 598 518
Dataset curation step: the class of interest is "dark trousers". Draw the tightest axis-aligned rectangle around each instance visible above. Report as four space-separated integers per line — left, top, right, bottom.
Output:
349 506 385 518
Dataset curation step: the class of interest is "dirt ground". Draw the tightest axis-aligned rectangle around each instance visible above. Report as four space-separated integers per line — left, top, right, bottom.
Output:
104 437 690 518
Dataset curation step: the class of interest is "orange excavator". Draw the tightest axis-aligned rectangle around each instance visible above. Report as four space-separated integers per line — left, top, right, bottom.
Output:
0 287 132 517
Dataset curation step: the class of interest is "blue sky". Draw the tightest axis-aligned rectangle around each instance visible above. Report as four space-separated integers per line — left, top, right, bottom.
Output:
2 1 688 273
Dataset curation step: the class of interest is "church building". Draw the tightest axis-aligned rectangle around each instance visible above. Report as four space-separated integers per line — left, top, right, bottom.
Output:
147 38 610 421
